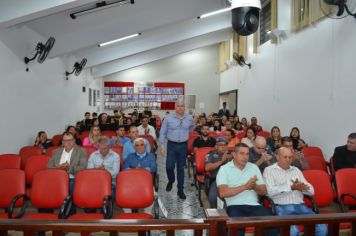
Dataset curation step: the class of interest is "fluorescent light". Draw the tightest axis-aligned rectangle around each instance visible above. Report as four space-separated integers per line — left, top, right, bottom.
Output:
198 7 232 19
98 33 141 47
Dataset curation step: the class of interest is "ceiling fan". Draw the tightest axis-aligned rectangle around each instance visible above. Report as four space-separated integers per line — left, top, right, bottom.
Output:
320 0 356 19
233 52 251 69
66 58 87 80
24 37 55 72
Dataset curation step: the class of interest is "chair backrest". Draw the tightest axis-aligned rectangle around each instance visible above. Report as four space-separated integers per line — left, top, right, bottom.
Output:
304 155 328 173
236 132 245 141
30 169 69 209
195 147 215 174
83 146 96 157
257 131 270 138
302 146 324 159
335 168 356 205
188 134 200 155
19 146 42 169
208 131 217 139
139 134 156 152
111 146 124 169
74 169 112 208
101 130 116 138
0 169 25 208
116 169 154 209
0 154 21 170
45 146 61 157
24 155 51 185
51 134 64 146
303 170 334 208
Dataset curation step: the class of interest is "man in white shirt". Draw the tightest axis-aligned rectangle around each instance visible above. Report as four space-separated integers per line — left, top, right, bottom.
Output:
47 132 87 215
263 147 327 236
137 115 156 140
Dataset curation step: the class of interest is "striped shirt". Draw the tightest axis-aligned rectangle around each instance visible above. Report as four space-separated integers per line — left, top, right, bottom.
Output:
263 163 314 205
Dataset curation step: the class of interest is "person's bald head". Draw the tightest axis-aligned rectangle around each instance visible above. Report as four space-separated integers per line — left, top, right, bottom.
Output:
277 147 293 170
253 136 267 155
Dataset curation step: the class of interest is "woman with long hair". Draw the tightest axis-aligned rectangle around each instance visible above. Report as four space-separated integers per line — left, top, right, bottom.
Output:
82 126 101 149
267 126 282 152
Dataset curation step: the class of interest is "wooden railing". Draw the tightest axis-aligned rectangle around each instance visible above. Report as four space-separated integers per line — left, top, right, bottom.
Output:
0 219 209 236
0 211 356 236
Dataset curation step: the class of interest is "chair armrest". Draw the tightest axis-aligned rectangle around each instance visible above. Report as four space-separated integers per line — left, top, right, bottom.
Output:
259 195 276 215
8 194 28 219
340 193 356 212
153 196 159 219
304 195 319 214
153 173 159 192
103 195 113 219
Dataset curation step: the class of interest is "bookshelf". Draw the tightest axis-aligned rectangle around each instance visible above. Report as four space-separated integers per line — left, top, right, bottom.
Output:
104 82 185 110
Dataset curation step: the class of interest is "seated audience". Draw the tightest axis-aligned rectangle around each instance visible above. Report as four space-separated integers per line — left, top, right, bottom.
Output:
82 126 101 149
290 127 307 151
211 120 222 133
87 136 120 198
79 112 92 132
92 118 99 126
224 129 240 149
61 125 82 146
124 138 157 173
241 127 257 148
234 121 244 132
220 115 228 126
221 121 235 134
193 124 216 151
110 125 130 147
92 112 98 120
216 143 279 236
250 116 263 132
34 131 53 153
240 117 249 129
123 126 151 160
263 147 327 236
194 116 207 134
249 136 276 173
47 132 87 215
205 137 233 208
266 126 282 152
137 115 156 140
99 113 115 131
124 117 133 131
333 132 356 171
281 136 309 170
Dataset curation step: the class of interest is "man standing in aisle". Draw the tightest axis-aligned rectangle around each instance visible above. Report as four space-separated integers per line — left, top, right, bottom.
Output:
159 98 194 199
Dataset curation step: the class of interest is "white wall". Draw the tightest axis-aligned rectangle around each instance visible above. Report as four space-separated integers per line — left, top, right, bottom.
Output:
220 3 356 159
0 26 100 153
104 45 220 117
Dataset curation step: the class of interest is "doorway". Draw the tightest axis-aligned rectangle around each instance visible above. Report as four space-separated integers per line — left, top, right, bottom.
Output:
219 90 238 116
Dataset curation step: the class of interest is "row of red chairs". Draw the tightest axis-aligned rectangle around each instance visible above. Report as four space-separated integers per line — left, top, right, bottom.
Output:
0 146 123 170
0 168 158 221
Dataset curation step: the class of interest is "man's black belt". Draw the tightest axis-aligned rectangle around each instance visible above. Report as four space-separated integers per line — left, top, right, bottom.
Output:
168 140 188 145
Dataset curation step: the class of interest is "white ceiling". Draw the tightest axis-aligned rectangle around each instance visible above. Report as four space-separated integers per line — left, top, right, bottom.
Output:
0 0 232 77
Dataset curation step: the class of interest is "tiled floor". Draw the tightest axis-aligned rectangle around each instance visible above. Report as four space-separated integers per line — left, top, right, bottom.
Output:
151 150 208 236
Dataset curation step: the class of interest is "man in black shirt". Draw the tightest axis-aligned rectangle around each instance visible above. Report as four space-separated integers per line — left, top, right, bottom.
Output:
333 133 356 171
193 124 216 152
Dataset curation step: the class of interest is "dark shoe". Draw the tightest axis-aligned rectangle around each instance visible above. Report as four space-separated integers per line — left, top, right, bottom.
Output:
166 182 173 192
177 191 186 200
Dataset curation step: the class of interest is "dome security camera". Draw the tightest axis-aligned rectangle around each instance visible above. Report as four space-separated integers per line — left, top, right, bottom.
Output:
230 0 261 36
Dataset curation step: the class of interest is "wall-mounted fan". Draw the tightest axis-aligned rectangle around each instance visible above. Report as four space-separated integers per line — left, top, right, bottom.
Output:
233 52 251 69
320 0 356 19
65 58 87 80
24 37 55 72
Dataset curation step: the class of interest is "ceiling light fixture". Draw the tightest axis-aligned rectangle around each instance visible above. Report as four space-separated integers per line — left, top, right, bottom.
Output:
70 0 134 19
98 33 141 47
197 7 232 19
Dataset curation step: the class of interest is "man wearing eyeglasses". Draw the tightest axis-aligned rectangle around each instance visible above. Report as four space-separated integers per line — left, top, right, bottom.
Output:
124 138 157 173
159 99 194 200
47 131 87 214
249 136 276 173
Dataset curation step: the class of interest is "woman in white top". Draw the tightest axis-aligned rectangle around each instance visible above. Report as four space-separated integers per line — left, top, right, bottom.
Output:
241 127 257 148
